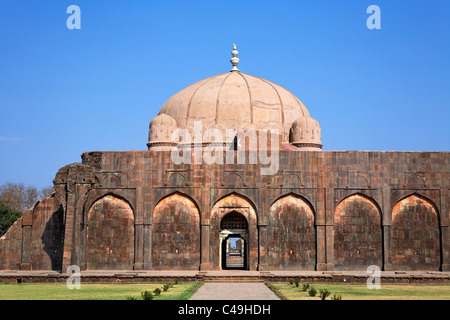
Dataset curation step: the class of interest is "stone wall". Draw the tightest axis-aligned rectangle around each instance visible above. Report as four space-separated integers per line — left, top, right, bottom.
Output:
391 195 440 270
267 195 316 270
152 194 200 270
333 194 383 271
86 195 134 270
0 194 64 271
0 150 448 272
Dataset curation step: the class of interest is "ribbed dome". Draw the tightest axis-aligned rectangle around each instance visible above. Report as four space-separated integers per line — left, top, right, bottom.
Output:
156 71 311 143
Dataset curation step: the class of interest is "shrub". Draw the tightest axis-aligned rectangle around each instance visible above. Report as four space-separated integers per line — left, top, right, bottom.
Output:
174 278 179 285
319 289 331 300
294 279 300 288
0 206 22 237
308 286 317 297
141 291 153 300
331 294 342 300
163 284 170 292
153 288 161 296
126 296 138 300
289 278 294 285
302 283 310 292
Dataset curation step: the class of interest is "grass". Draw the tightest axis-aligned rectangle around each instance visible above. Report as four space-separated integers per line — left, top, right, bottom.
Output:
269 283 450 300
0 282 202 300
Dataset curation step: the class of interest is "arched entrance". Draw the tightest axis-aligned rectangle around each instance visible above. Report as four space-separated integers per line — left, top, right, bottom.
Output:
220 211 249 270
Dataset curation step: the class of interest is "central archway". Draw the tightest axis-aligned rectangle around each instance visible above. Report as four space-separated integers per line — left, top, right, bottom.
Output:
210 193 259 271
220 211 248 270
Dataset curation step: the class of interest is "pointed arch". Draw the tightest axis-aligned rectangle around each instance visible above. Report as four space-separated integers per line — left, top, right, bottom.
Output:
212 191 257 212
167 172 187 187
86 194 134 270
268 194 316 270
394 192 440 219
223 172 244 187
391 194 440 271
154 190 200 214
210 192 259 271
152 193 200 270
333 193 383 271
270 192 316 216
87 192 135 216
337 192 383 222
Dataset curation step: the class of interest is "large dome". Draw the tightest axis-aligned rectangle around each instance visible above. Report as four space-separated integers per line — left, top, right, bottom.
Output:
148 45 322 151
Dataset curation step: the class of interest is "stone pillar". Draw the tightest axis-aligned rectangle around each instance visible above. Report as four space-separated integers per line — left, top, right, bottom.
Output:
200 224 210 270
441 226 450 271
258 186 268 271
143 224 152 270
382 186 392 271
20 224 32 270
324 188 335 270
316 188 327 271
441 189 450 271
315 226 326 271
383 226 392 271
143 184 153 270
134 224 144 270
133 186 144 270
200 187 210 270
325 225 334 271
62 186 77 272
73 184 91 270
258 225 268 271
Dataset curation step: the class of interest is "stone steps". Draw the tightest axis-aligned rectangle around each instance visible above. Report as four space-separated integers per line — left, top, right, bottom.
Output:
204 276 264 283
225 255 244 268
225 261 244 268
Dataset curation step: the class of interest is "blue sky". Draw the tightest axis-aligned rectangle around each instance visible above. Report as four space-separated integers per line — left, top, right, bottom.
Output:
0 0 449 189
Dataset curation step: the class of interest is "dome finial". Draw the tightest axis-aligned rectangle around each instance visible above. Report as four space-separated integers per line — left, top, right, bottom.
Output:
230 43 240 72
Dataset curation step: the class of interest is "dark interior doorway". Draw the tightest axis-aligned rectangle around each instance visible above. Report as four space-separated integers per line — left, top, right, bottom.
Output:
220 211 249 270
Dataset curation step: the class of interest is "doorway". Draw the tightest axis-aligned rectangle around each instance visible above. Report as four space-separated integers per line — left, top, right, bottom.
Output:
219 211 249 270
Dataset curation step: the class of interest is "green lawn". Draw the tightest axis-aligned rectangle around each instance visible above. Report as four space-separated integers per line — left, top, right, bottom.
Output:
0 282 202 300
269 283 450 300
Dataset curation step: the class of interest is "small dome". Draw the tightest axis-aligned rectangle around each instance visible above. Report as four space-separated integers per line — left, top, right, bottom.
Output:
147 114 179 151
289 116 322 150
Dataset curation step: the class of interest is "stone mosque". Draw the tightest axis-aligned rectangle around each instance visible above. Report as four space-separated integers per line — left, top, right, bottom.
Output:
0 45 448 274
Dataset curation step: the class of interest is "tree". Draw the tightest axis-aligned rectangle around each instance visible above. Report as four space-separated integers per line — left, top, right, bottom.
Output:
0 206 22 237
39 186 55 198
0 182 54 212
0 183 55 236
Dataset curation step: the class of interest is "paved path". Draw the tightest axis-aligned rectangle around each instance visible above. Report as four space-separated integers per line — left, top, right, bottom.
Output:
190 282 279 300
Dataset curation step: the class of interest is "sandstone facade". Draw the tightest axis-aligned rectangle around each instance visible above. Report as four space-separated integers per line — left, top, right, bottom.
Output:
1 150 448 272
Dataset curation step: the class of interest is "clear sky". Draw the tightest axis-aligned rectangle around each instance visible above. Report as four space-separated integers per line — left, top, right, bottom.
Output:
0 0 449 189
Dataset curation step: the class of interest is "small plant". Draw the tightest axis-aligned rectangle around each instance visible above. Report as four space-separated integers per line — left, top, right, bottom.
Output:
153 287 161 296
294 279 300 288
126 296 138 300
169 283 174 288
141 291 153 300
174 278 179 285
319 289 331 300
302 283 310 292
308 286 317 297
331 294 342 300
289 278 294 285
163 284 170 292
